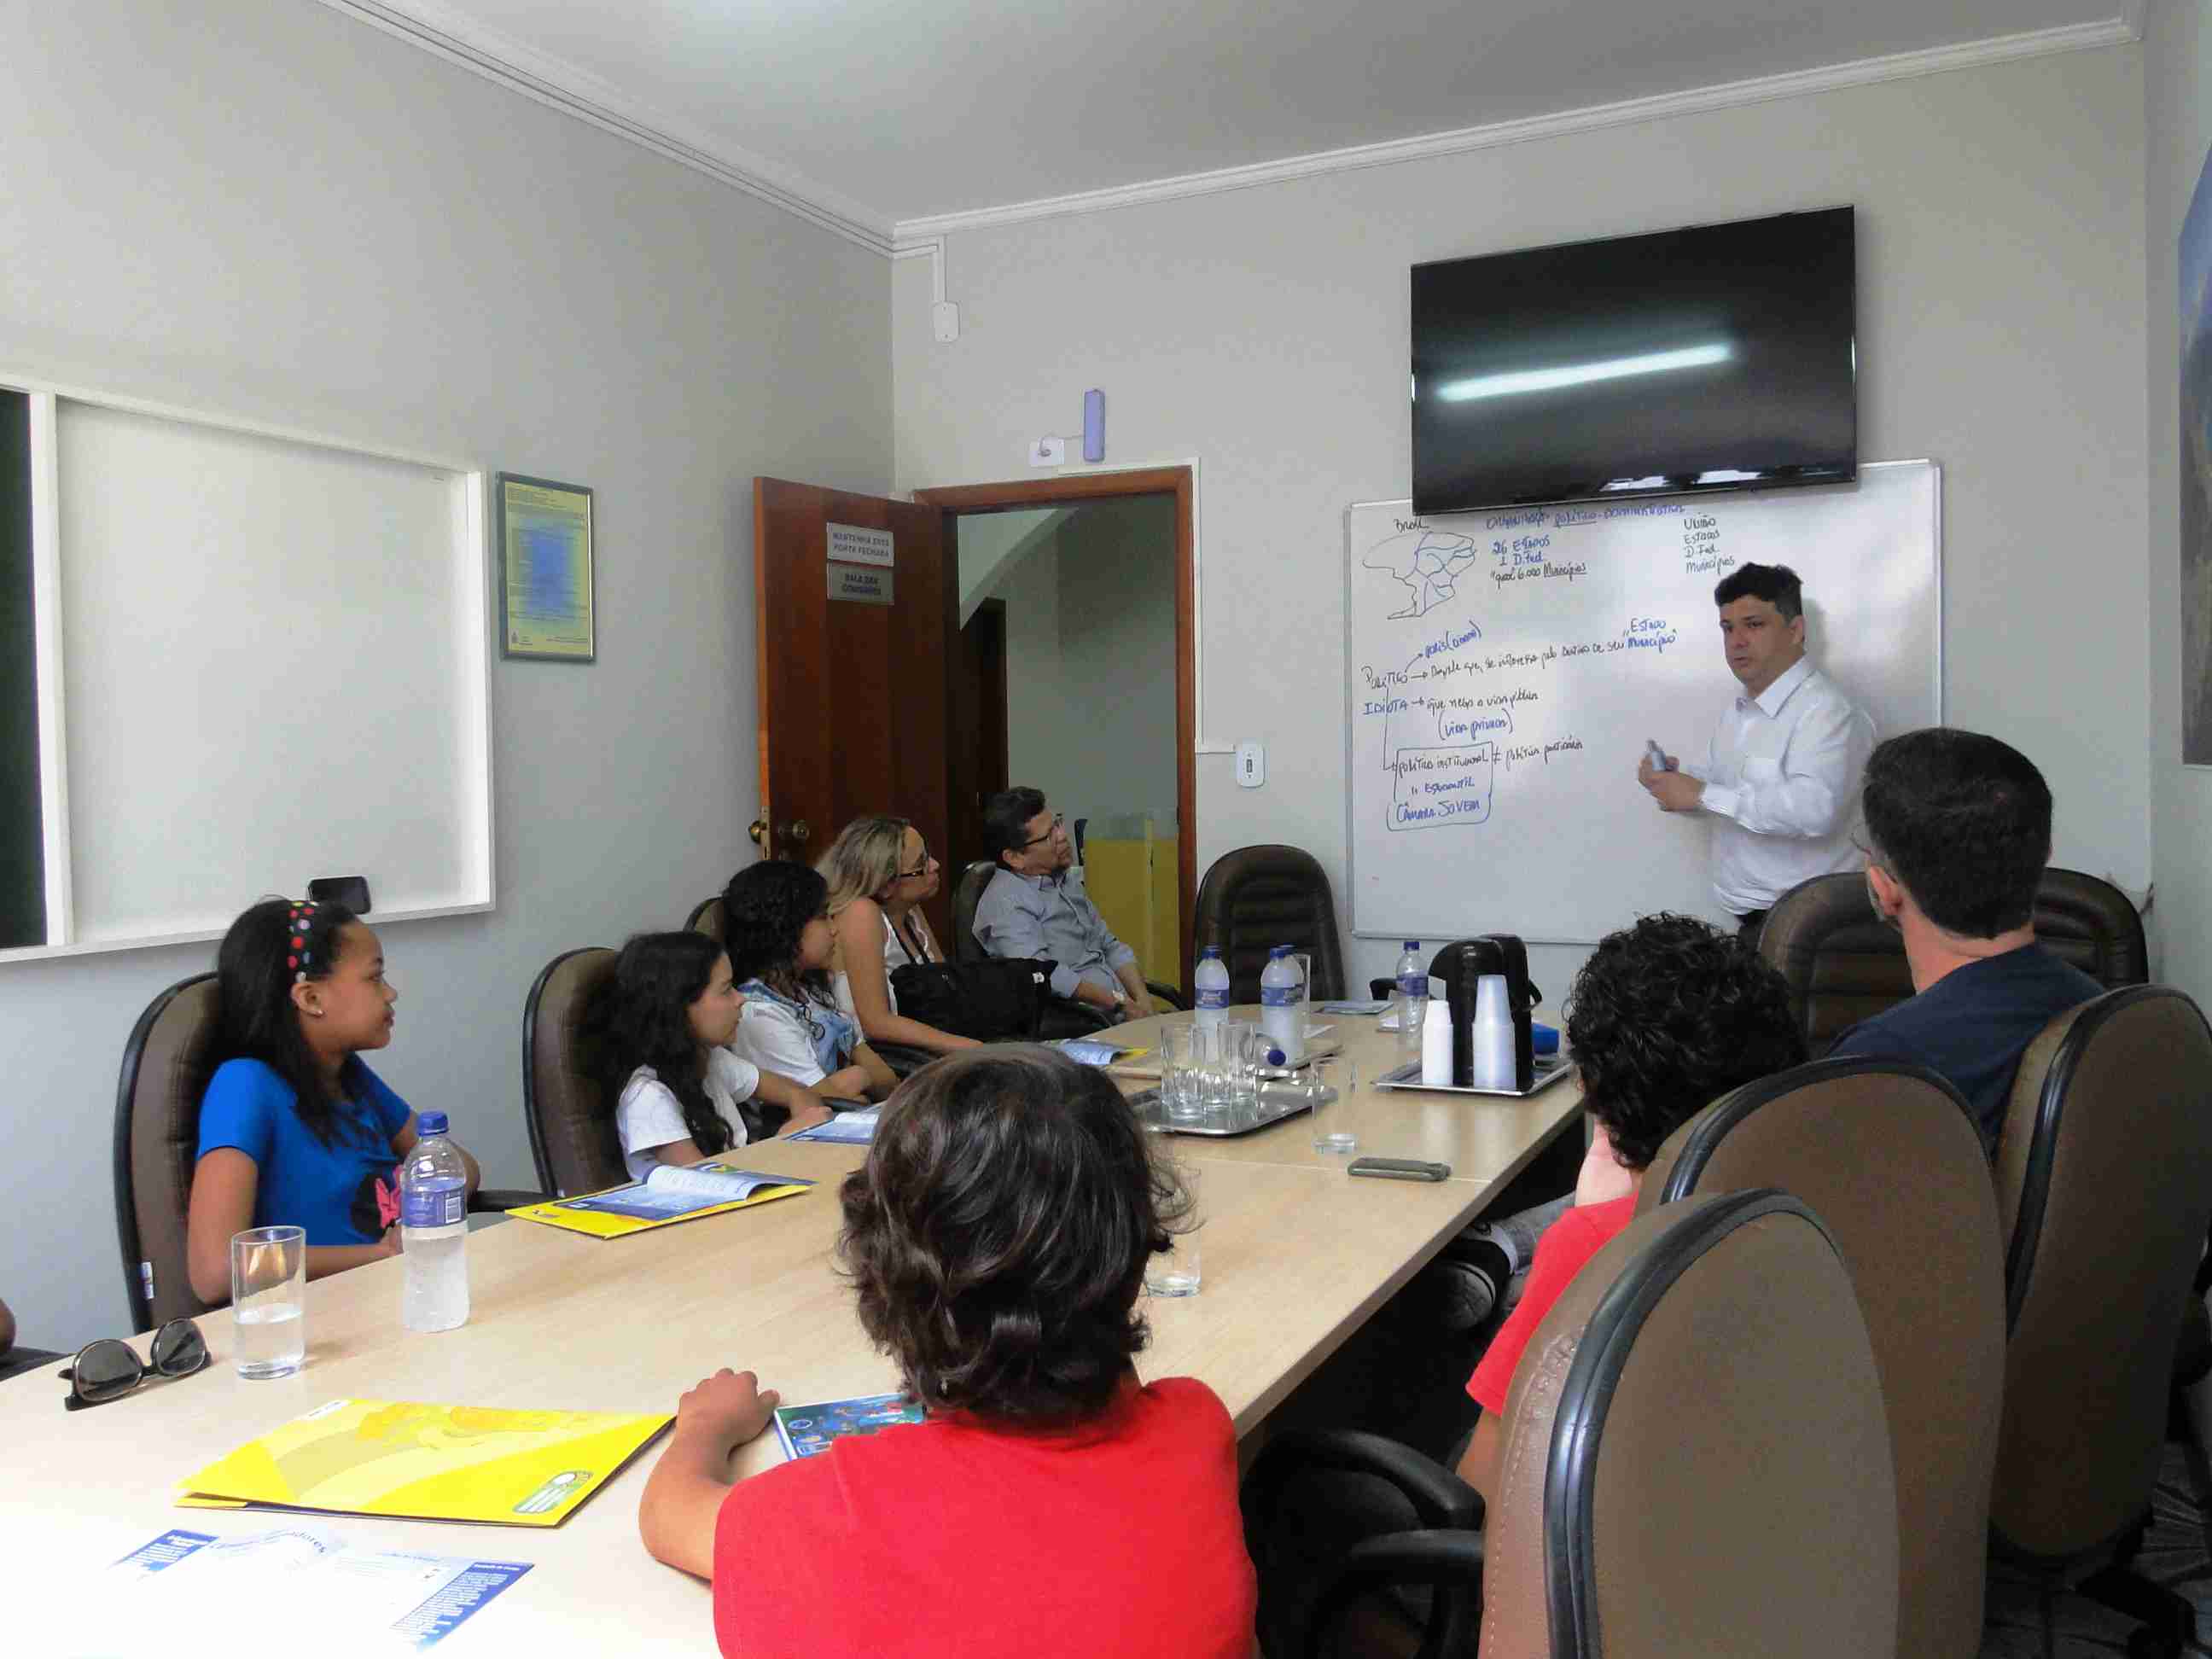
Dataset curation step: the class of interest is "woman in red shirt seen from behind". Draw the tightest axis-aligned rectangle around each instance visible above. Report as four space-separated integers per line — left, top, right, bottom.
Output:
637 1045 1257 1657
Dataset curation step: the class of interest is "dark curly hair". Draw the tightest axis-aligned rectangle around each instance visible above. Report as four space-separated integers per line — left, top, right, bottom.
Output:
207 896 376 1150
721 860 836 1016
1563 912 1805 1168
1861 727 2052 938
836 1046 1191 1424
584 931 736 1158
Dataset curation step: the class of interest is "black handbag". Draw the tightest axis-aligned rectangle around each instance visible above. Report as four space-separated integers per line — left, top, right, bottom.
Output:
889 957 1057 1042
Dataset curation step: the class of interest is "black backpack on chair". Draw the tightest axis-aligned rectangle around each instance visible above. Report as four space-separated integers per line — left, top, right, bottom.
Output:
889 958 1057 1042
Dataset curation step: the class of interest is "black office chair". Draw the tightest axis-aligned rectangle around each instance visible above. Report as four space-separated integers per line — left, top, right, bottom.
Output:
1193 845 1345 1003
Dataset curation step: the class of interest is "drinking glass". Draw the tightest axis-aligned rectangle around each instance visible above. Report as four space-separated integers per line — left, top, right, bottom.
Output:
230 1225 306 1379
1145 1163 1202 1296
1307 1056 1359 1156
1160 1025 1208 1121
1219 1019 1264 1104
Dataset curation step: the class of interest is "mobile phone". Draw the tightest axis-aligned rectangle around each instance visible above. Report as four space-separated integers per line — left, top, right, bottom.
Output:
1348 1156 1452 1182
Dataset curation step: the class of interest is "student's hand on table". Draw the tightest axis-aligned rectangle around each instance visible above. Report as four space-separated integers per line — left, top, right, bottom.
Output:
780 1103 835 1135
377 1224 404 1259
675 1368 780 1455
1117 997 1155 1025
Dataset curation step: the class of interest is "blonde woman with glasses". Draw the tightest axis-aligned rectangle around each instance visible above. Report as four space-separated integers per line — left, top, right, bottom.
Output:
818 815 979 1057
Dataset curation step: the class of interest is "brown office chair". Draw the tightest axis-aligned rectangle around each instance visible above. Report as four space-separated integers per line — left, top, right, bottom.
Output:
114 972 222 1333
1243 1190 1899 1659
521 946 626 1197
1192 844 1346 1004
952 860 996 963
1639 1057 2005 1659
1986 987 2212 1656
1760 866 2147 1051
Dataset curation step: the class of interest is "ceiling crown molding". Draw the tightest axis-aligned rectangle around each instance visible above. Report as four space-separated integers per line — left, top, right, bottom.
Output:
311 3 2138 259
311 0 895 253
890 15 2141 243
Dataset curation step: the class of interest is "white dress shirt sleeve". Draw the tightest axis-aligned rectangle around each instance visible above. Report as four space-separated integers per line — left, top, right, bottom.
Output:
1699 696 1872 840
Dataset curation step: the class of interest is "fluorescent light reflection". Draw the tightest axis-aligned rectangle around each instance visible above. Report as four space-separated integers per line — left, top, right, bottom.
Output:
1601 476 1672 492
1436 342 1732 403
1694 468 1765 484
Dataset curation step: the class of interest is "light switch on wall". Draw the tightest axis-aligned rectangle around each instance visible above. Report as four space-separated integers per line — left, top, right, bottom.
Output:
1235 741 1266 788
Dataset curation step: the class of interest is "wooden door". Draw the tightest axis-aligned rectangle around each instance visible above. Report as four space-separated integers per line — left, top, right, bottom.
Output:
752 480 953 942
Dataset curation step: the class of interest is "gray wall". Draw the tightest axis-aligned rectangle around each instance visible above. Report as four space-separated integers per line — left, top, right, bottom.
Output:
893 45 2152 1002
0 2 889 1348
2145 0 2212 1007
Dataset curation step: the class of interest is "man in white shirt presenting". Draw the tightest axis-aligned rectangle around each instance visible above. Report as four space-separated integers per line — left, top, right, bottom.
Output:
1635 562 1875 940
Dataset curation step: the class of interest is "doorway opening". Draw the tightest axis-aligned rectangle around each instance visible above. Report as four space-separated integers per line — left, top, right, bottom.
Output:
917 469 1196 994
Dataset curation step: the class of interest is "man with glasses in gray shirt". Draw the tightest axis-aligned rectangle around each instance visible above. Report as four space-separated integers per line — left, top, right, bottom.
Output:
973 787 1155 1025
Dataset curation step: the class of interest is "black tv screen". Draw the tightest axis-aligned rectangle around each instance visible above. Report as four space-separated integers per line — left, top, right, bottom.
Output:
1411 207 1855 515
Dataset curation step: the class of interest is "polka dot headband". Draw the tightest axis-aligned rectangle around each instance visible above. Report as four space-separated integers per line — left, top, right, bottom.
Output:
284 899 335 983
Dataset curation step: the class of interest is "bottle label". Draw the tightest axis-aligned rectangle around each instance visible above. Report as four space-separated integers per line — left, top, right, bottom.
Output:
1397 975 1428 997
1196 987 1230 1010
401 1180 465 1229
1260 985 1297 1007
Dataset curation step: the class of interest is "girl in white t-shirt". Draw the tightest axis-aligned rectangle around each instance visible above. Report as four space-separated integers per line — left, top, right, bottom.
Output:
591 933 833 1182
723 862 896 1100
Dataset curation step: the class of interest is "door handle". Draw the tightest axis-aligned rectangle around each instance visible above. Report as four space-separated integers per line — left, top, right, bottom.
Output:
748 819 767 847
782 819 812 847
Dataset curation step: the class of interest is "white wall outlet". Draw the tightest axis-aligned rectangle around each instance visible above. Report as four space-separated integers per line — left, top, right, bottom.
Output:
931 300 960 342
1028 435 1066 467
1235 741 1266 788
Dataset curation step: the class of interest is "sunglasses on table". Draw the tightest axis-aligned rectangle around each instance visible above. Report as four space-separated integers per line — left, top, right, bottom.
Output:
60 1317 209 1411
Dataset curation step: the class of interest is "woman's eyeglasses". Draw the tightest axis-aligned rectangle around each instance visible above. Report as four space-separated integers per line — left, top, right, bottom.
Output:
1017 813 1066 849
60 1317 209 1411
897 849 936 879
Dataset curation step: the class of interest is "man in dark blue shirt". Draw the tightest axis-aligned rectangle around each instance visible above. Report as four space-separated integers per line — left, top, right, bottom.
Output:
1828 728 2101 1155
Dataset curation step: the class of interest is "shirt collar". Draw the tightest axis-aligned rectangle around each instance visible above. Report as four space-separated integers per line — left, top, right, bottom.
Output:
1009 864 1068 891
1742 655 1814 719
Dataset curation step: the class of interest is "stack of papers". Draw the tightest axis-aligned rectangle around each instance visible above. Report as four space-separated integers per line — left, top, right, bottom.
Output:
788 1108 879 1144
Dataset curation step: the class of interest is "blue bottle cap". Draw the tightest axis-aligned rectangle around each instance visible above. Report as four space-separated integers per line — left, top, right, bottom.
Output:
1270 944 1289 958
417 1110 449 1136
1266 1048 1286 1067
1404 940 1420 951
1200 946 1220 958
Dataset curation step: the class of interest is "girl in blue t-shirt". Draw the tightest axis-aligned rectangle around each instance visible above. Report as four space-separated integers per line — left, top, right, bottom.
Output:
185 898 479 1305
722 862 895 1101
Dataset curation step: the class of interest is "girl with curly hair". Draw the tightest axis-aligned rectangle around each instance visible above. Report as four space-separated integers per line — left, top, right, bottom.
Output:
590 932 831 1180
720 861 894 1100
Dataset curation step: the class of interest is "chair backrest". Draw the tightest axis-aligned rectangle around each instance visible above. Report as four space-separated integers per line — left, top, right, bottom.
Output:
521 946 626 1197
1760 866 2148 1052
1190 844 1346 1004
1988 986 2212 1559
952 859 997 963
1481 1190 1899 1659
1639 1058 2004 1659
114 973 222 1332
685 894 724 940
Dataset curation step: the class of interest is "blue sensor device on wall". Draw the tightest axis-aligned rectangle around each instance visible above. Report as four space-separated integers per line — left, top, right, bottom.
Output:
1083 388 1104 463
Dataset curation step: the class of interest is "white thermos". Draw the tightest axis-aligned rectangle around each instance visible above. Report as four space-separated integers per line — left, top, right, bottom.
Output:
1419 996 1454 1086
1471 973 1516 1091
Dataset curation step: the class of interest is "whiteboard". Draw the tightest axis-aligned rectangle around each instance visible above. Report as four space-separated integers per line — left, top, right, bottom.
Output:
47 399 491 949
1344 461 1939 944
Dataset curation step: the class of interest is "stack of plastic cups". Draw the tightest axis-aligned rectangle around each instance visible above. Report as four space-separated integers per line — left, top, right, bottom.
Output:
1471 974 1516 1091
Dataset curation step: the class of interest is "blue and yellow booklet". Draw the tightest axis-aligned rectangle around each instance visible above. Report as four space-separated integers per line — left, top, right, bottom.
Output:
771 1392 927 1460
508 1163 813 1240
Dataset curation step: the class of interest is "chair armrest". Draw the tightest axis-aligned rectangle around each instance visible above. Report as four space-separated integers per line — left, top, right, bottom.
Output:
870 1042 937 1079
1145 980 1190 1011
1242 1427 1484 1533
820 1097 873 1111
469 1188 546 1214
1306 1530 1487 1659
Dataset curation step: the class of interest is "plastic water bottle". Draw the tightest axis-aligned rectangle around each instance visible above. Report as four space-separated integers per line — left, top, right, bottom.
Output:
1260 945 1306 1066
399 1111 470 1333
1394 941 1428 1065
1193 946 1231 1031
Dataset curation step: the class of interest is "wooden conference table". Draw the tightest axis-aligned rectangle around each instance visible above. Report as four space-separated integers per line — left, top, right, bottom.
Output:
1 1008 1580 1654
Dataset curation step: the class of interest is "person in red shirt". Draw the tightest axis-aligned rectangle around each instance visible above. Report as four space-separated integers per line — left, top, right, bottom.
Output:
636 1045 1258 1657
1455 912 1805 1504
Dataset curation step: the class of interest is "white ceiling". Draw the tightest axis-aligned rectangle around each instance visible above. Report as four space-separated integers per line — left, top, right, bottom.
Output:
328 1 2139 242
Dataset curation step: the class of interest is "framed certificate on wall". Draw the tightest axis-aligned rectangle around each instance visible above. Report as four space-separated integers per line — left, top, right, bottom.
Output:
497 472 595 661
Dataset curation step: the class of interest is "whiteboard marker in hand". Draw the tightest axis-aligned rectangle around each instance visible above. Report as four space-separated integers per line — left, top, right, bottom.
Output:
1644 740 1674 773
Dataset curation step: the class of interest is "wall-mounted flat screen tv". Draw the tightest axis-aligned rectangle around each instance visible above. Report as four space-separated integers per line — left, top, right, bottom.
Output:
1411 207 1855 515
